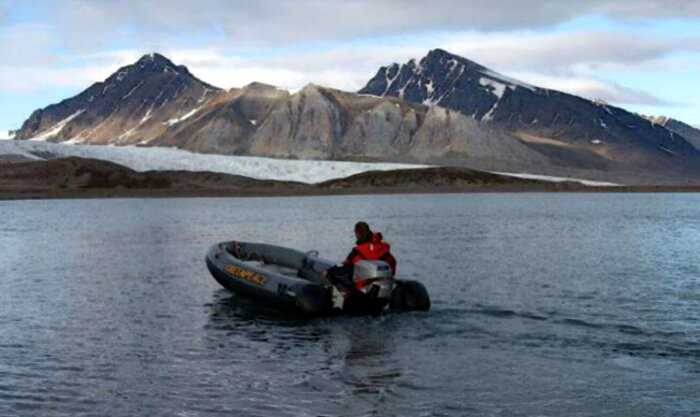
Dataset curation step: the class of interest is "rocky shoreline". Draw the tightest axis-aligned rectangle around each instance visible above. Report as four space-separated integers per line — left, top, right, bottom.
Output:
1 156 698 200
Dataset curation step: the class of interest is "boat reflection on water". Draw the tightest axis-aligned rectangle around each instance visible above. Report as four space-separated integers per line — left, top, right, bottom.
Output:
202 289 411 416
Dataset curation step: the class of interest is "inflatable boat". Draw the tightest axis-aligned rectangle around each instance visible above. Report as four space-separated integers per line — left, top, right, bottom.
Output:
205 241 430 316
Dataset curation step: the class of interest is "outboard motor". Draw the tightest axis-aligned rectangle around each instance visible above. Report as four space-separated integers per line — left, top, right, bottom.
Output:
353 261 431 312
336 260 395 315
353 260 394 297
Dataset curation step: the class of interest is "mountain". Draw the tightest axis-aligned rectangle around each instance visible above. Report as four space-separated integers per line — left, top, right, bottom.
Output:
360 49 700 175
13 51 700 184
15 53 220 143
14 54 549 172
243 83 555 169
643 116 700 151
149 82 290 154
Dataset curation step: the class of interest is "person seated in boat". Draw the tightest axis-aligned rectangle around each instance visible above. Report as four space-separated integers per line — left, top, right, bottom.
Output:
324 221 396 292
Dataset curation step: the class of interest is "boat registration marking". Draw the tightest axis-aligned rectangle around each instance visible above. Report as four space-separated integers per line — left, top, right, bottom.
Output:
225 264 266 286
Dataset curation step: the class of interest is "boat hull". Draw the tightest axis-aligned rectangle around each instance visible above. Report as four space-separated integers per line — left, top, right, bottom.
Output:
205 242 334 315
205 241 431 316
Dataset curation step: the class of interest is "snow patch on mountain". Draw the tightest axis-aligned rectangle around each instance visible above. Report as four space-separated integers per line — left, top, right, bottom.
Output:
165 106 202 126
492 171 620 187
482 100 500 122
122 81 143 100
482 69 537 92
30 110 85 141
479 78 507 99
140 107 154 124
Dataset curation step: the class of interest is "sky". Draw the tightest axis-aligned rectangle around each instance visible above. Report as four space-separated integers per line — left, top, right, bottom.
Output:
1 0 699 135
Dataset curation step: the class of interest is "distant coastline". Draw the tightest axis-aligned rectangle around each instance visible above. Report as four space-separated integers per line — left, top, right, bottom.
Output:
1 156 699 201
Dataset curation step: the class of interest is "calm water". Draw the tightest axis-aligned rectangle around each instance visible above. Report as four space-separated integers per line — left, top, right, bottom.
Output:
1 194 699 417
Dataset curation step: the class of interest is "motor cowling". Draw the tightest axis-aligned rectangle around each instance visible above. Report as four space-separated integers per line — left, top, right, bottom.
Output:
353 260 394 300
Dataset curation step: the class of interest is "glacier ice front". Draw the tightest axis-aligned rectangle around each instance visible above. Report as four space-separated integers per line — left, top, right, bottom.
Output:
0 140 427 184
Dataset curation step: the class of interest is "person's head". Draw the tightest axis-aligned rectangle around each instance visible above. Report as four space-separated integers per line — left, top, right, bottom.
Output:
354 221 372 243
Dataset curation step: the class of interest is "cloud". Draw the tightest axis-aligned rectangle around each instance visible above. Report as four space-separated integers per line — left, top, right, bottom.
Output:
24 0 700 51
0 0 8 22
508 72 677 106
597 0 700 19
166 45 430 91
0 63 124 93
2 1 699 118
0 29 691 110
0 23 58 66
167 42 679 107
441 32 700 73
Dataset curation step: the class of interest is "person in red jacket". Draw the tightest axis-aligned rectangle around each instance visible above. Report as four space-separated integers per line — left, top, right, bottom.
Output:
324 222 396 293
343 222 396 275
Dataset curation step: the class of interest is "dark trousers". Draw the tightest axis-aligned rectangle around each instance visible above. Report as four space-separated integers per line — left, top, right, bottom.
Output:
327 264 387 316
326 264 354 291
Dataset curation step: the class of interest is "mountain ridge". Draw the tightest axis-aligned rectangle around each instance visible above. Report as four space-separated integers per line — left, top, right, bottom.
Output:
15 53 220 144
642 115 700 151
12 50 700 184
359 48 700 174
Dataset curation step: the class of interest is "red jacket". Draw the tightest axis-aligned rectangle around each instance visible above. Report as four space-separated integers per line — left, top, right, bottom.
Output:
345 232 397 275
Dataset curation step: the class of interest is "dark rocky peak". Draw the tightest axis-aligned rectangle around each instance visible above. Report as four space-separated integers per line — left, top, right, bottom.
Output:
421 48 487 73
13 52 220 140
362 49 507 106
359 48 537 104
102 52 196 85
136 52 174 66
361 48 700 166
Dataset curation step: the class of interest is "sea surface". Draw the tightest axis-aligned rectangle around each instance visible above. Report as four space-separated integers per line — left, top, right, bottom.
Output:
1 193 699 417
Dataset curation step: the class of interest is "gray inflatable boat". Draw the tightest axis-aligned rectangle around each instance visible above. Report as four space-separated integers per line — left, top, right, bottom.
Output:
205 241 430 316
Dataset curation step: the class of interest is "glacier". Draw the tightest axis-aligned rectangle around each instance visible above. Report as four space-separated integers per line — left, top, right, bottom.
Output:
0 140 620 187
0 141 427 184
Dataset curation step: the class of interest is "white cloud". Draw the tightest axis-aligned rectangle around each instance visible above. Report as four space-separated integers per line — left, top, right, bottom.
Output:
0 65 102 93
597 0 700 19
165 46 428 91
43 0 700 50
2 1 699 124
156 31 692 107
508 72 675 106
441 32 700 73
0 31 689 110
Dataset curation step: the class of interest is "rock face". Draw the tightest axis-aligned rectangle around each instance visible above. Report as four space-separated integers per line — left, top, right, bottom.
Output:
360 48 700 174
245 84 550 171
151 82 290 154
644 116 700 151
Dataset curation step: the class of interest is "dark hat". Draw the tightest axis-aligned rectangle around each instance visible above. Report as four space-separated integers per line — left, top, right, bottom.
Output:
354 221 372 243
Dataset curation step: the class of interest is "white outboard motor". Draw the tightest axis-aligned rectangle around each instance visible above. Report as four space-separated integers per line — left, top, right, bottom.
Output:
353 260 395 301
